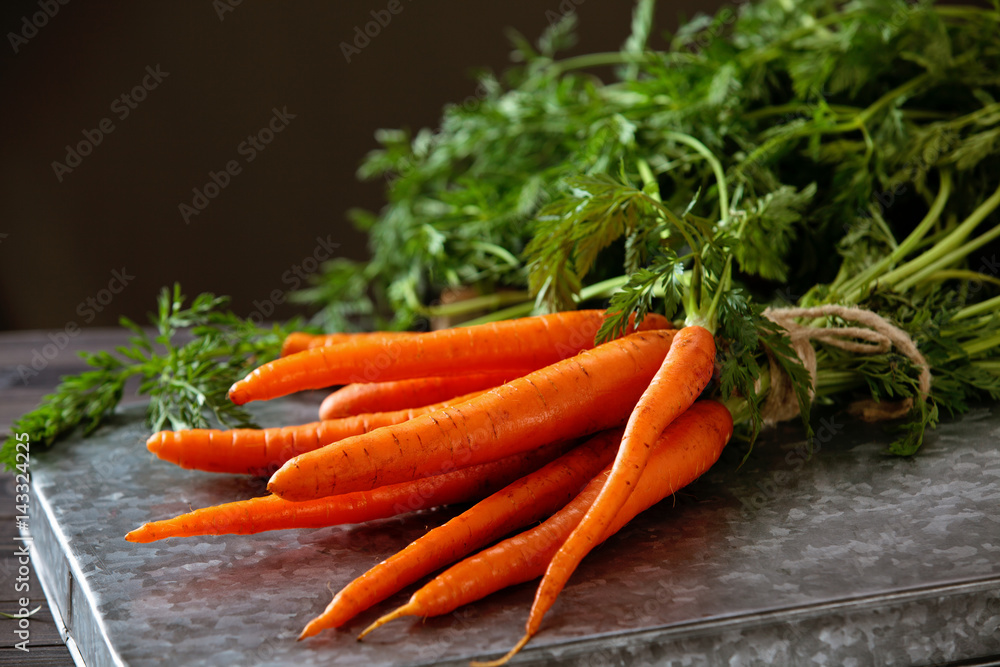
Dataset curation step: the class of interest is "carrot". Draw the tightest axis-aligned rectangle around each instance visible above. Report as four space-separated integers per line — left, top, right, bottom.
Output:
147 390 487 476
297 428 622 638
359 401 733 644
267 329 678 501
125 440 571 543
505 325 716 664
280 330 411 357
319 373 523 420
229 310 670 405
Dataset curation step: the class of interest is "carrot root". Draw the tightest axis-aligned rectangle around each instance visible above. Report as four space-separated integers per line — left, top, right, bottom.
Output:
319 373 521 420
523 325 716 639
369 401 731 662
231 310 670 405
297 428 623 636
268 330 677 501
146 390 486 476
356 604 416 641
469 635 530 667
127 440 570 542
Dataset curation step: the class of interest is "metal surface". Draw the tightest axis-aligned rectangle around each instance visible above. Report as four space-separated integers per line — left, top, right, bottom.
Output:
24 399 1000 666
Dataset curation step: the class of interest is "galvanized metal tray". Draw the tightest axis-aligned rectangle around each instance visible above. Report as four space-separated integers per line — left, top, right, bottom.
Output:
24 398 1000 666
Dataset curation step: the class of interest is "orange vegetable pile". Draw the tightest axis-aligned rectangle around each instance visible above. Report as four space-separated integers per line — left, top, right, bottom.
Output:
127 309 733 665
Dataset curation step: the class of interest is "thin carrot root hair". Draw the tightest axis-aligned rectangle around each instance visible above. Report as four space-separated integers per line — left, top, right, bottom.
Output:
468 635 531 667
356 604 416 641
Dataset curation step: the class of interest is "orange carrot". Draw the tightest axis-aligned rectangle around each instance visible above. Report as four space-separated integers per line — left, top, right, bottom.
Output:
267 329 678 501
319 373 524 420
505 325 716 665
125 440 571 543
360 401 733 643
229 310 670 405
147 390 487 476
281 330 411 357
297 428 622 638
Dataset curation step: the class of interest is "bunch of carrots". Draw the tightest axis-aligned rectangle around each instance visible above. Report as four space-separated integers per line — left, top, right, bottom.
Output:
127 309 733 665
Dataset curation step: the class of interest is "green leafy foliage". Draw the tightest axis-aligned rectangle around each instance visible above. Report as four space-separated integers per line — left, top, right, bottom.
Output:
732 183 817 282
0 285 306 471
297 0 1000 454
526 174 668 312
596 249 685 343
301 0 996 322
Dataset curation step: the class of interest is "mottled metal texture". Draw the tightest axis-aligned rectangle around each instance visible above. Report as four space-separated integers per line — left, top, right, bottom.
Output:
25 400 1000 666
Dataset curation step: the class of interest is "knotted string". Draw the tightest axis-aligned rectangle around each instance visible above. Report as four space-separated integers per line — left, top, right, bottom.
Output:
760 305 931 424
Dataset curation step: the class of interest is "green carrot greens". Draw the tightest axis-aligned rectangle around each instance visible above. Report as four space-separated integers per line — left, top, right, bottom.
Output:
0 285 304 471
298 0 1000 452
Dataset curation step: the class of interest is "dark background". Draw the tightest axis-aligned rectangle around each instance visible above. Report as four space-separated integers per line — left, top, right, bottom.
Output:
0 0 720 332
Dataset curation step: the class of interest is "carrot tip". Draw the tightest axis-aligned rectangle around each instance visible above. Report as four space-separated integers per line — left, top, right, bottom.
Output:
227 385 248 405
145 433 165 454
124 527 147 543
470 633 532 667
357 605 409 641
298 619 323 640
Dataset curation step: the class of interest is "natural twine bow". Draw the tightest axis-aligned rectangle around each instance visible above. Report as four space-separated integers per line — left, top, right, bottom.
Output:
759 305 932 425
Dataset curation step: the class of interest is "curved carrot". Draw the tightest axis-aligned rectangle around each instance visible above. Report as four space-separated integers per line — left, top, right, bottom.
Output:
281 330 411 357
230 310 671 405
319 373 523 419
297 428 622 638
508 325 716 663
360 401 733 642
125 440 570 543
147 390 486 476
267 329 678 501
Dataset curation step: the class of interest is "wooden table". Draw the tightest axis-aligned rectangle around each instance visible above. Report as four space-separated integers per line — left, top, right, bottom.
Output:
0 329 134 667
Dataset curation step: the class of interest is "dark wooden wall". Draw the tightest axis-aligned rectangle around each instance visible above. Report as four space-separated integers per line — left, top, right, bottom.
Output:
0 0 722 331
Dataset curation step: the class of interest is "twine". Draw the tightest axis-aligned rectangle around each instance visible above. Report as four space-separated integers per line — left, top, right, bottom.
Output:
760 305 932 424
